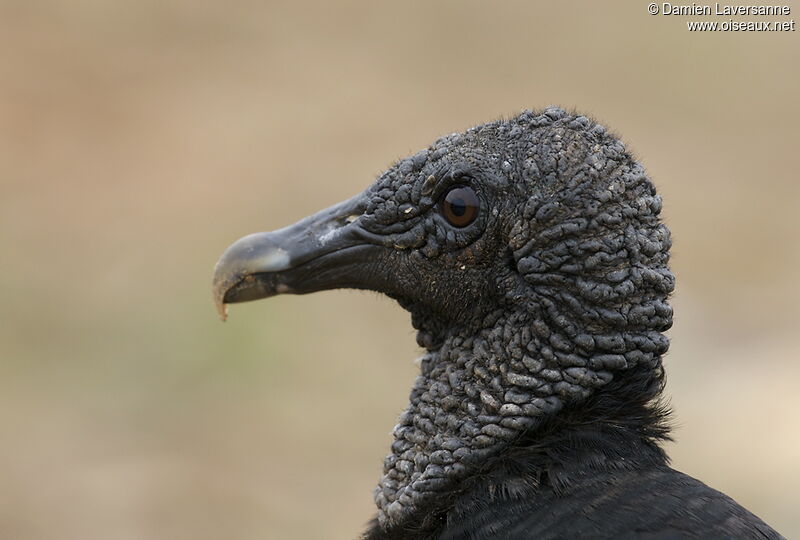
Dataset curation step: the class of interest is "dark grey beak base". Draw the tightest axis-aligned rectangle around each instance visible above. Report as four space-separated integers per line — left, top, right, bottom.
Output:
212 193 371 320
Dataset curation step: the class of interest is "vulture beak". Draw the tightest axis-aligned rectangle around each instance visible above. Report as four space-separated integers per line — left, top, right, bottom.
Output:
212 193 377 321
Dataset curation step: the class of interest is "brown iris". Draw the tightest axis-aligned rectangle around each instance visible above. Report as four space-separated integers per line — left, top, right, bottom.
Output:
440 185 479 227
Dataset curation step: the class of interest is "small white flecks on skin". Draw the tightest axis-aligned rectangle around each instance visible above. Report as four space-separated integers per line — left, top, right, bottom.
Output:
318 224 339 246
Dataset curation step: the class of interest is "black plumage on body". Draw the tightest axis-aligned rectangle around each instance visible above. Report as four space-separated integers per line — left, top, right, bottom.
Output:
365 366 776 539
212 108 783 539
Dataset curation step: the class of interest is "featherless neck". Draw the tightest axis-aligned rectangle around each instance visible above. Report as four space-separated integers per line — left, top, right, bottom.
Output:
374 303 669 529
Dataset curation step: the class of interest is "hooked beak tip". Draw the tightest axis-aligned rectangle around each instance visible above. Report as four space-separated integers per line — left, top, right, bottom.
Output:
215 297 229 322
212 271 232 322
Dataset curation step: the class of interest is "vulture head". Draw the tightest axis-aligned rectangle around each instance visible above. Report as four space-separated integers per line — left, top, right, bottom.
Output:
212 107 674 532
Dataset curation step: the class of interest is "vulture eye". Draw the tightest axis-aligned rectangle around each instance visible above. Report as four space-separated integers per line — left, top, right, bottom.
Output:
440 185 479 228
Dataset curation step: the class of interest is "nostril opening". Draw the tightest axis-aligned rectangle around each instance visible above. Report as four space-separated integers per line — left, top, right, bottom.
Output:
335 214 360 227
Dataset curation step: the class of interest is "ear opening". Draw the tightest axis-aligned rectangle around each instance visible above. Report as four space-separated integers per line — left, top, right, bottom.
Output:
504 247 519 273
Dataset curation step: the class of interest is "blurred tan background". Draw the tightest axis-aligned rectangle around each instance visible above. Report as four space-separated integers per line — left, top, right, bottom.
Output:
1 1 798 538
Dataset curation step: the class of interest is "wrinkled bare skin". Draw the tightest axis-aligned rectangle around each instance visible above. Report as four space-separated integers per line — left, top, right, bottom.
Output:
215 108 676 530
357 109 673 527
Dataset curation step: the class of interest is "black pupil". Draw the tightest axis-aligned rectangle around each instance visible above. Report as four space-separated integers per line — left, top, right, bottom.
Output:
450 197 467 216
441 185 478 227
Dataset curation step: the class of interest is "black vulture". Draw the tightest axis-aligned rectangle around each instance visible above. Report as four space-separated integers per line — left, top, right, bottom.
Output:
212 108 783 539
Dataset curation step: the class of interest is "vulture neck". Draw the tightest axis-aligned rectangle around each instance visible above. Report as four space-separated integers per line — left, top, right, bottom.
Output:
373 305 671 532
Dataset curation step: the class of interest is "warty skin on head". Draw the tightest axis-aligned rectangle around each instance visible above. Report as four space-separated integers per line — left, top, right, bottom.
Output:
212 108 783 539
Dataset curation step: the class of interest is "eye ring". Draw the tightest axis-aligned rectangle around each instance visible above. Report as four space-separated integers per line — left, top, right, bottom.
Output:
439 185 480 228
